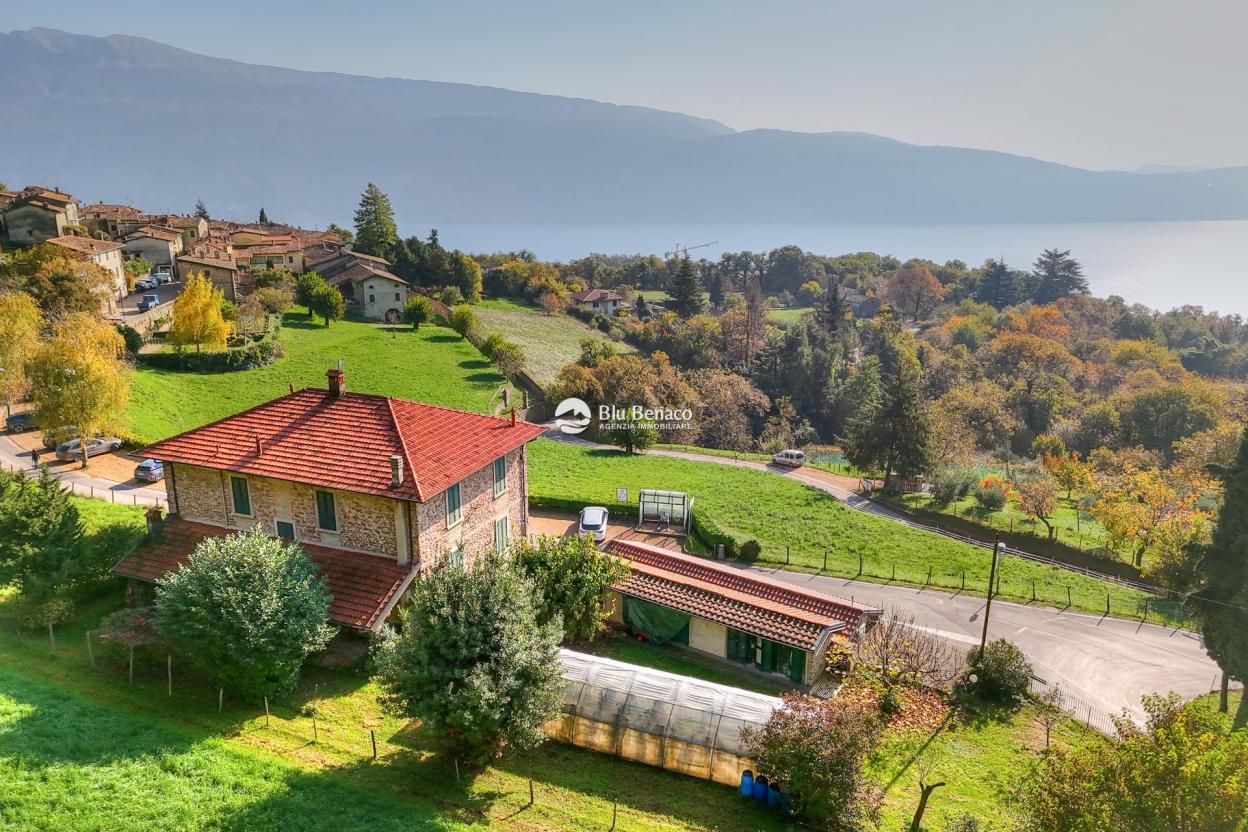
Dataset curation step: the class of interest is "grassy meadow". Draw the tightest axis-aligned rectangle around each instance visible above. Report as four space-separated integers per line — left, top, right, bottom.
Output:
474 299 632 385
126 314 506 443
528 440 1178 622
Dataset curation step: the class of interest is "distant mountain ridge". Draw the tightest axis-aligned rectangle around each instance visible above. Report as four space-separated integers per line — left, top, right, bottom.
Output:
3 27 1247 230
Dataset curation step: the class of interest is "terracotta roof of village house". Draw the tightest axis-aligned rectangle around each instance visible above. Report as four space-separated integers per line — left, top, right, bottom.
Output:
605 539 881 651
83 203 144 216
112 517 416 630
571 288 624 303
177 254 239 271
125 225 182 242
141 381 546 502
45 235 123 256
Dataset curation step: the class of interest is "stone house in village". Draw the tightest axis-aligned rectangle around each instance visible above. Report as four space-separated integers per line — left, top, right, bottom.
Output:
44 234 128 312
176 251 244 300
113 369 546 633
307 248 410 322
2 187 81 244
121 225 185 273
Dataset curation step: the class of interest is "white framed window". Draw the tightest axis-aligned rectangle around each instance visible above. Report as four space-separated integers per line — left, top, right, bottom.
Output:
445 482 463 527
493 455 507 498
493 515 509 552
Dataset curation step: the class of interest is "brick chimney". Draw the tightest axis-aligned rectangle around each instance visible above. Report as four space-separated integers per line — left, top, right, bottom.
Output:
390 454 404 486
327 367 345 398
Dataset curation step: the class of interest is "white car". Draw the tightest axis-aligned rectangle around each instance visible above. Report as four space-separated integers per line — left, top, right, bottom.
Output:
771 449 806 467
578 506 609 542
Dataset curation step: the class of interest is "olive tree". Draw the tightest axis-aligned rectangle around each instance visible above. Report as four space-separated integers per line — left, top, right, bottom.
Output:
153 529 335 700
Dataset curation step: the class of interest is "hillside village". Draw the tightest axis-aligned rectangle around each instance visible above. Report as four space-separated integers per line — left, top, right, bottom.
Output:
1 178 1246 832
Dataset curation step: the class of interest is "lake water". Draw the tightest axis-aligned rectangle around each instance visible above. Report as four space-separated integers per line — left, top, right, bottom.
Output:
438 220 1248 315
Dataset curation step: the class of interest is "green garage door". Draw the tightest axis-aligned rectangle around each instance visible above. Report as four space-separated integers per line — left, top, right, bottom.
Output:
726 628 806 684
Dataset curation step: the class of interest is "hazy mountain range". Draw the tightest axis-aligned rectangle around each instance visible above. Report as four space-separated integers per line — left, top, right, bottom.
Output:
4 27 1248 231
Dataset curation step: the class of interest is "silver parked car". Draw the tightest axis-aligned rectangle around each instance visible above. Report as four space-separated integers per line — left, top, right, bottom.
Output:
55 437 123 461
578 506 609 542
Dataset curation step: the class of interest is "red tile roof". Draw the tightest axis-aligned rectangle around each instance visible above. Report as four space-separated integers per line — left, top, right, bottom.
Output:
142 383 546 502
46 235 123 256
113 518 415 630
606 539 880 651
572 288 624 303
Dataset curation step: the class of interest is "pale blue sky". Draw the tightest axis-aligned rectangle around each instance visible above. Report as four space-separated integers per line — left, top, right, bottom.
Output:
7 0 1246 171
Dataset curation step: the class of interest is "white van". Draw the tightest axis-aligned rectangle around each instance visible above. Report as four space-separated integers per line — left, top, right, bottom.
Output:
771 449 806 467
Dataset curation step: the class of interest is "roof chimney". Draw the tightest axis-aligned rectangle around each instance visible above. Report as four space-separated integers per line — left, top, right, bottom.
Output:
510 408 517 425
327 367 345 398
390 454 404 486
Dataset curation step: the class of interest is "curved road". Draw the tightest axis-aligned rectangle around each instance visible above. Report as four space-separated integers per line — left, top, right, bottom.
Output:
544 429 1229 721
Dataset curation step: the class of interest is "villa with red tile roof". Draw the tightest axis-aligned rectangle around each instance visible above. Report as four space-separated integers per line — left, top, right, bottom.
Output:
570 288 625 316
113 368 547 632
603 538 881 686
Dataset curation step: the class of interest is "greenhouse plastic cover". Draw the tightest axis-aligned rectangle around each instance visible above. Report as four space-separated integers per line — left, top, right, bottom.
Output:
558 649 781 729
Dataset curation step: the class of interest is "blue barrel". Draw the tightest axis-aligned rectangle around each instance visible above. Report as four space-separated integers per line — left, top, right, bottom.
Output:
766 786 781 809
752 775 769 802
780 792 793 814
739 770 753 797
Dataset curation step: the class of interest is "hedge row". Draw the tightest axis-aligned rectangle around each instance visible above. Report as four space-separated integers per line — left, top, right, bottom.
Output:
136 338 283 373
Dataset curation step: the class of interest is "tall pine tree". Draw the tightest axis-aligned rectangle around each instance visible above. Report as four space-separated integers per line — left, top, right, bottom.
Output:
844 343 930 484
1031 248 1088 304
815 279 848 335
352 183 399 259
975 258 1024 310
1189 424 1248 719
194 199 209 219
667 256 705 318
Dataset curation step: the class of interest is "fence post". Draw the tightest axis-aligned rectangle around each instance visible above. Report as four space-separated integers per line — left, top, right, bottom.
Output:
1105 592 1111 616
264 697 270 728
823 550 828 572
529 779 535 807
1067 586 1072 607
86 630 95 666
371 729 378 760
891 562 896 581
312 710 318 743
129 646 134 683
219 688 224 714
926 565 932 586
48 622 56 653
167 654 172 697
1031 580 1036 602
857 552 863 576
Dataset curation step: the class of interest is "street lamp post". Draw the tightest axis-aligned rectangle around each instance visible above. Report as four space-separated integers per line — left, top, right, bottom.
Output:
979 537 1002 653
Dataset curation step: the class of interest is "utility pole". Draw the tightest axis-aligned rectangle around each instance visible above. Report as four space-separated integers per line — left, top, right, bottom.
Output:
979 537 1002 653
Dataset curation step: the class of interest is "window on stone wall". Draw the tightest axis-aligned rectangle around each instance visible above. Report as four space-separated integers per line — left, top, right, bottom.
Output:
230 476 251 516
446 482 463 527
315 491 337 532
493 455 507 498
493 515 509 552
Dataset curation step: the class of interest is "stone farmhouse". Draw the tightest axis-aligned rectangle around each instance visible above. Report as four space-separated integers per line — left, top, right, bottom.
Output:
113 368 546 633
44 234 127 311
2 186 81 244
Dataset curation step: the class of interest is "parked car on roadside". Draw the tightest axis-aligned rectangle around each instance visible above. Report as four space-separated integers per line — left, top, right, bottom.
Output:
55 437 123 462
578 506 610 542
151 272 173 285
137 294 161 311
5 412 35 433
133 458 165 482
41 425 78 450
771 449 806 467
134 278 156 291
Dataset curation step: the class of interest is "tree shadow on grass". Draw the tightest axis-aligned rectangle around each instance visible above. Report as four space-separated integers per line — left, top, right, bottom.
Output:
426 333 462 344
282 318 325 331
457 358 491 370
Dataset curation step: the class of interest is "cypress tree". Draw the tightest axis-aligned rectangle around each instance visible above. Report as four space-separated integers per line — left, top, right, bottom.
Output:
352 183 399 259
1189 424 1248 718
258 207 269 224
815 279 849 334
667 256 705 318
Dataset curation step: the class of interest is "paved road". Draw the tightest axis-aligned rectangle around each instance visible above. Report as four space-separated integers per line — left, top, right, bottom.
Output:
543 428 1230 721
0 433 167 508
748 565 1225 723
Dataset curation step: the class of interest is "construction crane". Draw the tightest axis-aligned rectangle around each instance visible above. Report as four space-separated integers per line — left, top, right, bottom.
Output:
664 241 717 260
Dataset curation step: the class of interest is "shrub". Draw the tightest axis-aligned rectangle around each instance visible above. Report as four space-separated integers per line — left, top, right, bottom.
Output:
0 468 83 600
115 324 143 354
478 332 505 358
965 638 1033 704
153 528 336 700
512 534 628 641
945 814 986 832
974 475 1009 510
744 694 883 831
738 539 762 561
448 304 479 339
929 468 973 506
439 285 464 306
487 340 525 377
403 296 433 330
136 338 281 372
251 286 294 315
372 552 562 767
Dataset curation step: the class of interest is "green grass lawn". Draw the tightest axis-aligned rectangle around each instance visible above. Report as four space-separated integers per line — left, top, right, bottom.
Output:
126 315 506 443
0 590 787 832
868 701 1096 829
766 306 812 326
474 299 632 385
892 490 1112 552
528 440 1179 623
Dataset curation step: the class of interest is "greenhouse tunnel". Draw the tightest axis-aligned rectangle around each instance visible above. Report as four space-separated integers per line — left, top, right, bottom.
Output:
551 649 782 786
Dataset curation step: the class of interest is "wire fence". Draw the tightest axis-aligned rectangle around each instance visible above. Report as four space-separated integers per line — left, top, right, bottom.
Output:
0 457 169 510
1028 676 1119 736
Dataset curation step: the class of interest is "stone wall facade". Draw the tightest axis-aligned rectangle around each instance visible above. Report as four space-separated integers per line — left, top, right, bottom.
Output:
166 445 529 568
